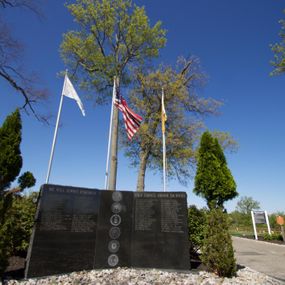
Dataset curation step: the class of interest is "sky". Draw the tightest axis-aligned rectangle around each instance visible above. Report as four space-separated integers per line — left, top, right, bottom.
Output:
1 0 285 213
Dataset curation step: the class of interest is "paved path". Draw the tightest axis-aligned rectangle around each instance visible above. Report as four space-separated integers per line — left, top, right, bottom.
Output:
232 236 285 282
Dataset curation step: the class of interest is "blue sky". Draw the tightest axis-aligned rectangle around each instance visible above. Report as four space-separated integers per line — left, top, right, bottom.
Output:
1 0 285 213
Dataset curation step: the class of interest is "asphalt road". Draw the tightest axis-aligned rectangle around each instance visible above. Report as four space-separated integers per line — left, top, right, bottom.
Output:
232 236 285 282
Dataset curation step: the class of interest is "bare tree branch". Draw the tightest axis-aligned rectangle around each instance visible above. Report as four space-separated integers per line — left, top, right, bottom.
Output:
0 66 48 123
0 1 49 122
0 0 43 18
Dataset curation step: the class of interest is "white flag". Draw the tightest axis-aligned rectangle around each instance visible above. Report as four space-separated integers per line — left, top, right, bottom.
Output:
62 74 85 116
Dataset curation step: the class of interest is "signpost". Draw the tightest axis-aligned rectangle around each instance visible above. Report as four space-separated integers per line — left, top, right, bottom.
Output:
251 210 271 240
276 215 285 243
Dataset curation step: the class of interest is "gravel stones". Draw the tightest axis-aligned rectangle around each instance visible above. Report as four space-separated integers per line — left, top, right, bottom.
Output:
5 267 284 285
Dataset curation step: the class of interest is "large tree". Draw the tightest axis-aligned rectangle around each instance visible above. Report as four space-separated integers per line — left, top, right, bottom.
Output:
61 0 166 190
0 0 48 121
193 131 237 209
235 196 260 215
121 57 222 191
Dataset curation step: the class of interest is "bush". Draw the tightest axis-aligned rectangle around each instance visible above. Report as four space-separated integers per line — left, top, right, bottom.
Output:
6 192 37 254
201 208 236 277
188 205 207 256
0 195 12 276
263 232 283 241
0 224 9 276
0 192 37 276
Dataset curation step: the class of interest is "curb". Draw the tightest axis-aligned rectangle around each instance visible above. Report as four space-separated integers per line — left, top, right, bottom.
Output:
232 235 285 247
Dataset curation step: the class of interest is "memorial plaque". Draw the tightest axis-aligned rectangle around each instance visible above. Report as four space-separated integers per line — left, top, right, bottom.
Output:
25 185 100 278
25 184 190 278
131 192 189 269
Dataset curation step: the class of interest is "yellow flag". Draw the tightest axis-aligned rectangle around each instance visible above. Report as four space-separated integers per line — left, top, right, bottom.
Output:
161 88 167 133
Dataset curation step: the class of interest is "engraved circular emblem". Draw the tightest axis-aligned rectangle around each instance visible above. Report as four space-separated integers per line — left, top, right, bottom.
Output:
108 240 120 253
110 214 121 226
109 227 121 239
108 254 119 267
111 202 122 214
112 191 122 202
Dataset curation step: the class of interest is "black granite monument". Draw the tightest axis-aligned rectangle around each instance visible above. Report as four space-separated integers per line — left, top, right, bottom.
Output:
25 184 189 278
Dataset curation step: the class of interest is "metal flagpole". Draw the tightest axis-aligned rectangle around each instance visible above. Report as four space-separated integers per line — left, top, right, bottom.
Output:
45 73 67 184
104 77 116 189
162 131 166 192
162 87 167 192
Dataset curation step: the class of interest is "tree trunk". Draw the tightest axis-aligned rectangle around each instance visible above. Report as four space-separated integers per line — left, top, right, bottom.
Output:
136 116 160 192
108 77 119 191
136 150 150 192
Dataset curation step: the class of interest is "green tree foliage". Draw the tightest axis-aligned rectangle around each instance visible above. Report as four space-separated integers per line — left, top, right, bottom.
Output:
0 109 22 192
0 192 37 276
193 131 238 209
211 131 239 154
0 223 9 276
61 0 166 190
228 210 252 228
4 192 37 255
271 9 285 75
235 196 260 215
188 205 207 257
18 171 36 190
60 0 166 99
122 58 221 191
201 208 236 277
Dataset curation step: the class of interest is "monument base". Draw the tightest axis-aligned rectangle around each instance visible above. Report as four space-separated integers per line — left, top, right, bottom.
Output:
25 184 190 278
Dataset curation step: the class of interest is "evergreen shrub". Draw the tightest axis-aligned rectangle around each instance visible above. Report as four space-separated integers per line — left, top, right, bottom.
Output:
201 208 237 277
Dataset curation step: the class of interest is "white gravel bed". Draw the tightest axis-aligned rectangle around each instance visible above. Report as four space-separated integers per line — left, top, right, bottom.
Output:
5 267 284 285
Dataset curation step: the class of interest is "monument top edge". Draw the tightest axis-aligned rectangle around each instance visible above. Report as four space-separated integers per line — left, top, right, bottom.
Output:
40 184 187 196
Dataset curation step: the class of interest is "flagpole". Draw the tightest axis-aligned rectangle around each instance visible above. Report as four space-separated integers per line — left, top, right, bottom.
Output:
162 87 167 192
46 94 64 184
104 77 116 189
45 73 67 184
108 77 119 191
162 131 167 192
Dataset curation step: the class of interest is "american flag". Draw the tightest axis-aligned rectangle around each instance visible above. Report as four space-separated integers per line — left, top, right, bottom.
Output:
114 87 143 140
